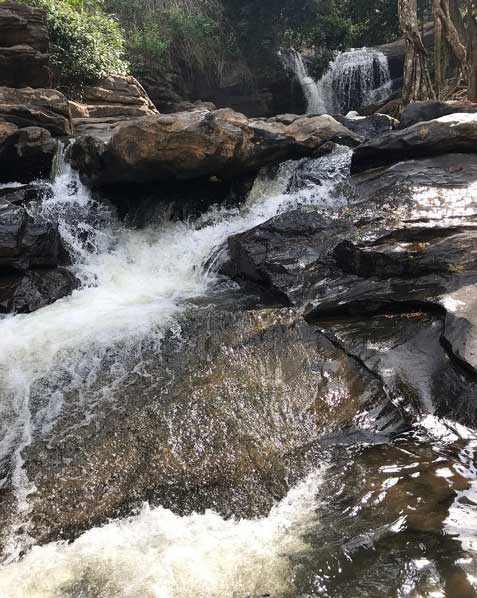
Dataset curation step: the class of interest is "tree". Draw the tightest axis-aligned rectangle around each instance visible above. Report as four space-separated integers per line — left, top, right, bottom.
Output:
399 0 435 103
468 0 477 100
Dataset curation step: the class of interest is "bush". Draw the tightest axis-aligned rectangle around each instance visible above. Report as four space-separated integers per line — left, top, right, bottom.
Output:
105 0 238 93
20 0 129 88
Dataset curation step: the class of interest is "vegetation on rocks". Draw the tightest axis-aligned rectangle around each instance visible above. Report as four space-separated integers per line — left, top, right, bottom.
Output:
18 0 128 88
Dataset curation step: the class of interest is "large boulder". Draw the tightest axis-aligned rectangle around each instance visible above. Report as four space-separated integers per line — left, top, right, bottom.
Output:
225 152 477 401
0 1 50 88
399 100 477 129
0 87 72 136
0 126 57 183
70 109 361 186
351 113 477 173
0 308 402 551
0 185 78 313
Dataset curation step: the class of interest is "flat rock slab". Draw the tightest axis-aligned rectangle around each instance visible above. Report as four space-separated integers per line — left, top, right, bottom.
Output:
0 308 402 552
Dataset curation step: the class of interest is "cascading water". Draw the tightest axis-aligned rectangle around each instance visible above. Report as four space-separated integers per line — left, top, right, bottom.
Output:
0 146 351 566
1 145 477 597
279 49 326 114
282 47 392 115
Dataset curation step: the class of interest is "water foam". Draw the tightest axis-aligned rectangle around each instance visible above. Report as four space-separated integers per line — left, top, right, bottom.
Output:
0 147 352 558
0 468 325 598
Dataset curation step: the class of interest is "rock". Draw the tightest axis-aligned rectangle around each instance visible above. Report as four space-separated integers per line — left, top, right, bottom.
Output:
318 313 477 425
0 120 17 142
0 126 57 183
0 308 402 549
0 186 63 270
0 87 72 136
399 100 477 129
351 113 477 173
0 183 77 314
70 109 361 186
226 151 477 386
69 75 157 140
81 75 157 111
334 112 397 141
0 267 78 313
0 1 50 88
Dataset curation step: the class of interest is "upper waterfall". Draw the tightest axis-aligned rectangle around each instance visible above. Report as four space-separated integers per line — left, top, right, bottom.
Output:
282 47 392 115
279 49 326 114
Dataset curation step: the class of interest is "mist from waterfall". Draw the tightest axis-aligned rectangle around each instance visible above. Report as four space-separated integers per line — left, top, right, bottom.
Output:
282 47 392 115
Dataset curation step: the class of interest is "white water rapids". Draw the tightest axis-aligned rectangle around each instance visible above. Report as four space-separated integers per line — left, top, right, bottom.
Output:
0 469 324 598
0 148 350 594
2 147 477 597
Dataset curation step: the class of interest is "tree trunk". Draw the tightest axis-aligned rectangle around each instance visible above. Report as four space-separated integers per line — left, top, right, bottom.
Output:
469 0 477 100
399 0 435 103
434 0 467 72
434 0 444 96
450 0 468 45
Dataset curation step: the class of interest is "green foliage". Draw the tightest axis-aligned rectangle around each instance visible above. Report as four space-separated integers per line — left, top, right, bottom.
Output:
20 0 128 88
105 0 238 92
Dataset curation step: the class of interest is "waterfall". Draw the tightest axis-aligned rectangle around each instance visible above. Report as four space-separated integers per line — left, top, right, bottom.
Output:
0 146 352 563
282 47 392 115
280 49 326 114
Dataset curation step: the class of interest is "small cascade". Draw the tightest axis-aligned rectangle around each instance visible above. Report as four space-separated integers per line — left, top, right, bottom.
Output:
280 49 326 114
282 47 392 115
318 47 392 114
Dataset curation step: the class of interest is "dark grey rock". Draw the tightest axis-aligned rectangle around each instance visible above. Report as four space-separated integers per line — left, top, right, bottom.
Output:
0 126 57 183
351 113 477 174
400 100 477 129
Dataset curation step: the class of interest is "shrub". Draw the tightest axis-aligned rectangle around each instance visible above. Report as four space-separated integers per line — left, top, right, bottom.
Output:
20 0 129 88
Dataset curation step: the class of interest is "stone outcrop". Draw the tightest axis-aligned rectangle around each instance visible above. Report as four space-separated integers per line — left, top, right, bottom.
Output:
70 109 361 186
0 185 78 313
2 308 401 548
334 113 397 141
225 151 477 408
0 87 72 136
71 75 158 140
399 100 477 129
0 1 50 88
351 113 477 173
0 126 57 183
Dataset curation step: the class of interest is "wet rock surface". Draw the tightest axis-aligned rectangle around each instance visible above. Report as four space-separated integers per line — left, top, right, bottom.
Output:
0 126 57 183
352 113 477 173
334 112 397 141
226 152 477 408
0 308 402 549
70 109 361 187
0 184 77 313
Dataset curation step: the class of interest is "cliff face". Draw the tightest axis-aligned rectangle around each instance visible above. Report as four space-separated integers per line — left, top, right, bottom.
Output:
0 0 50 88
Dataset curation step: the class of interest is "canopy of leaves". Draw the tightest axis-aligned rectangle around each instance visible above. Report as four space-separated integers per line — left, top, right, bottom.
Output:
20 0 128 88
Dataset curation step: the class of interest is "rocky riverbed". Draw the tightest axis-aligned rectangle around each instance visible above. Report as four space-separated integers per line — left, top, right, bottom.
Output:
1 2 477 595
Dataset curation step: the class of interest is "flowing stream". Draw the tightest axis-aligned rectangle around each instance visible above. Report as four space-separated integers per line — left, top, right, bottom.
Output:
0 148 477 597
